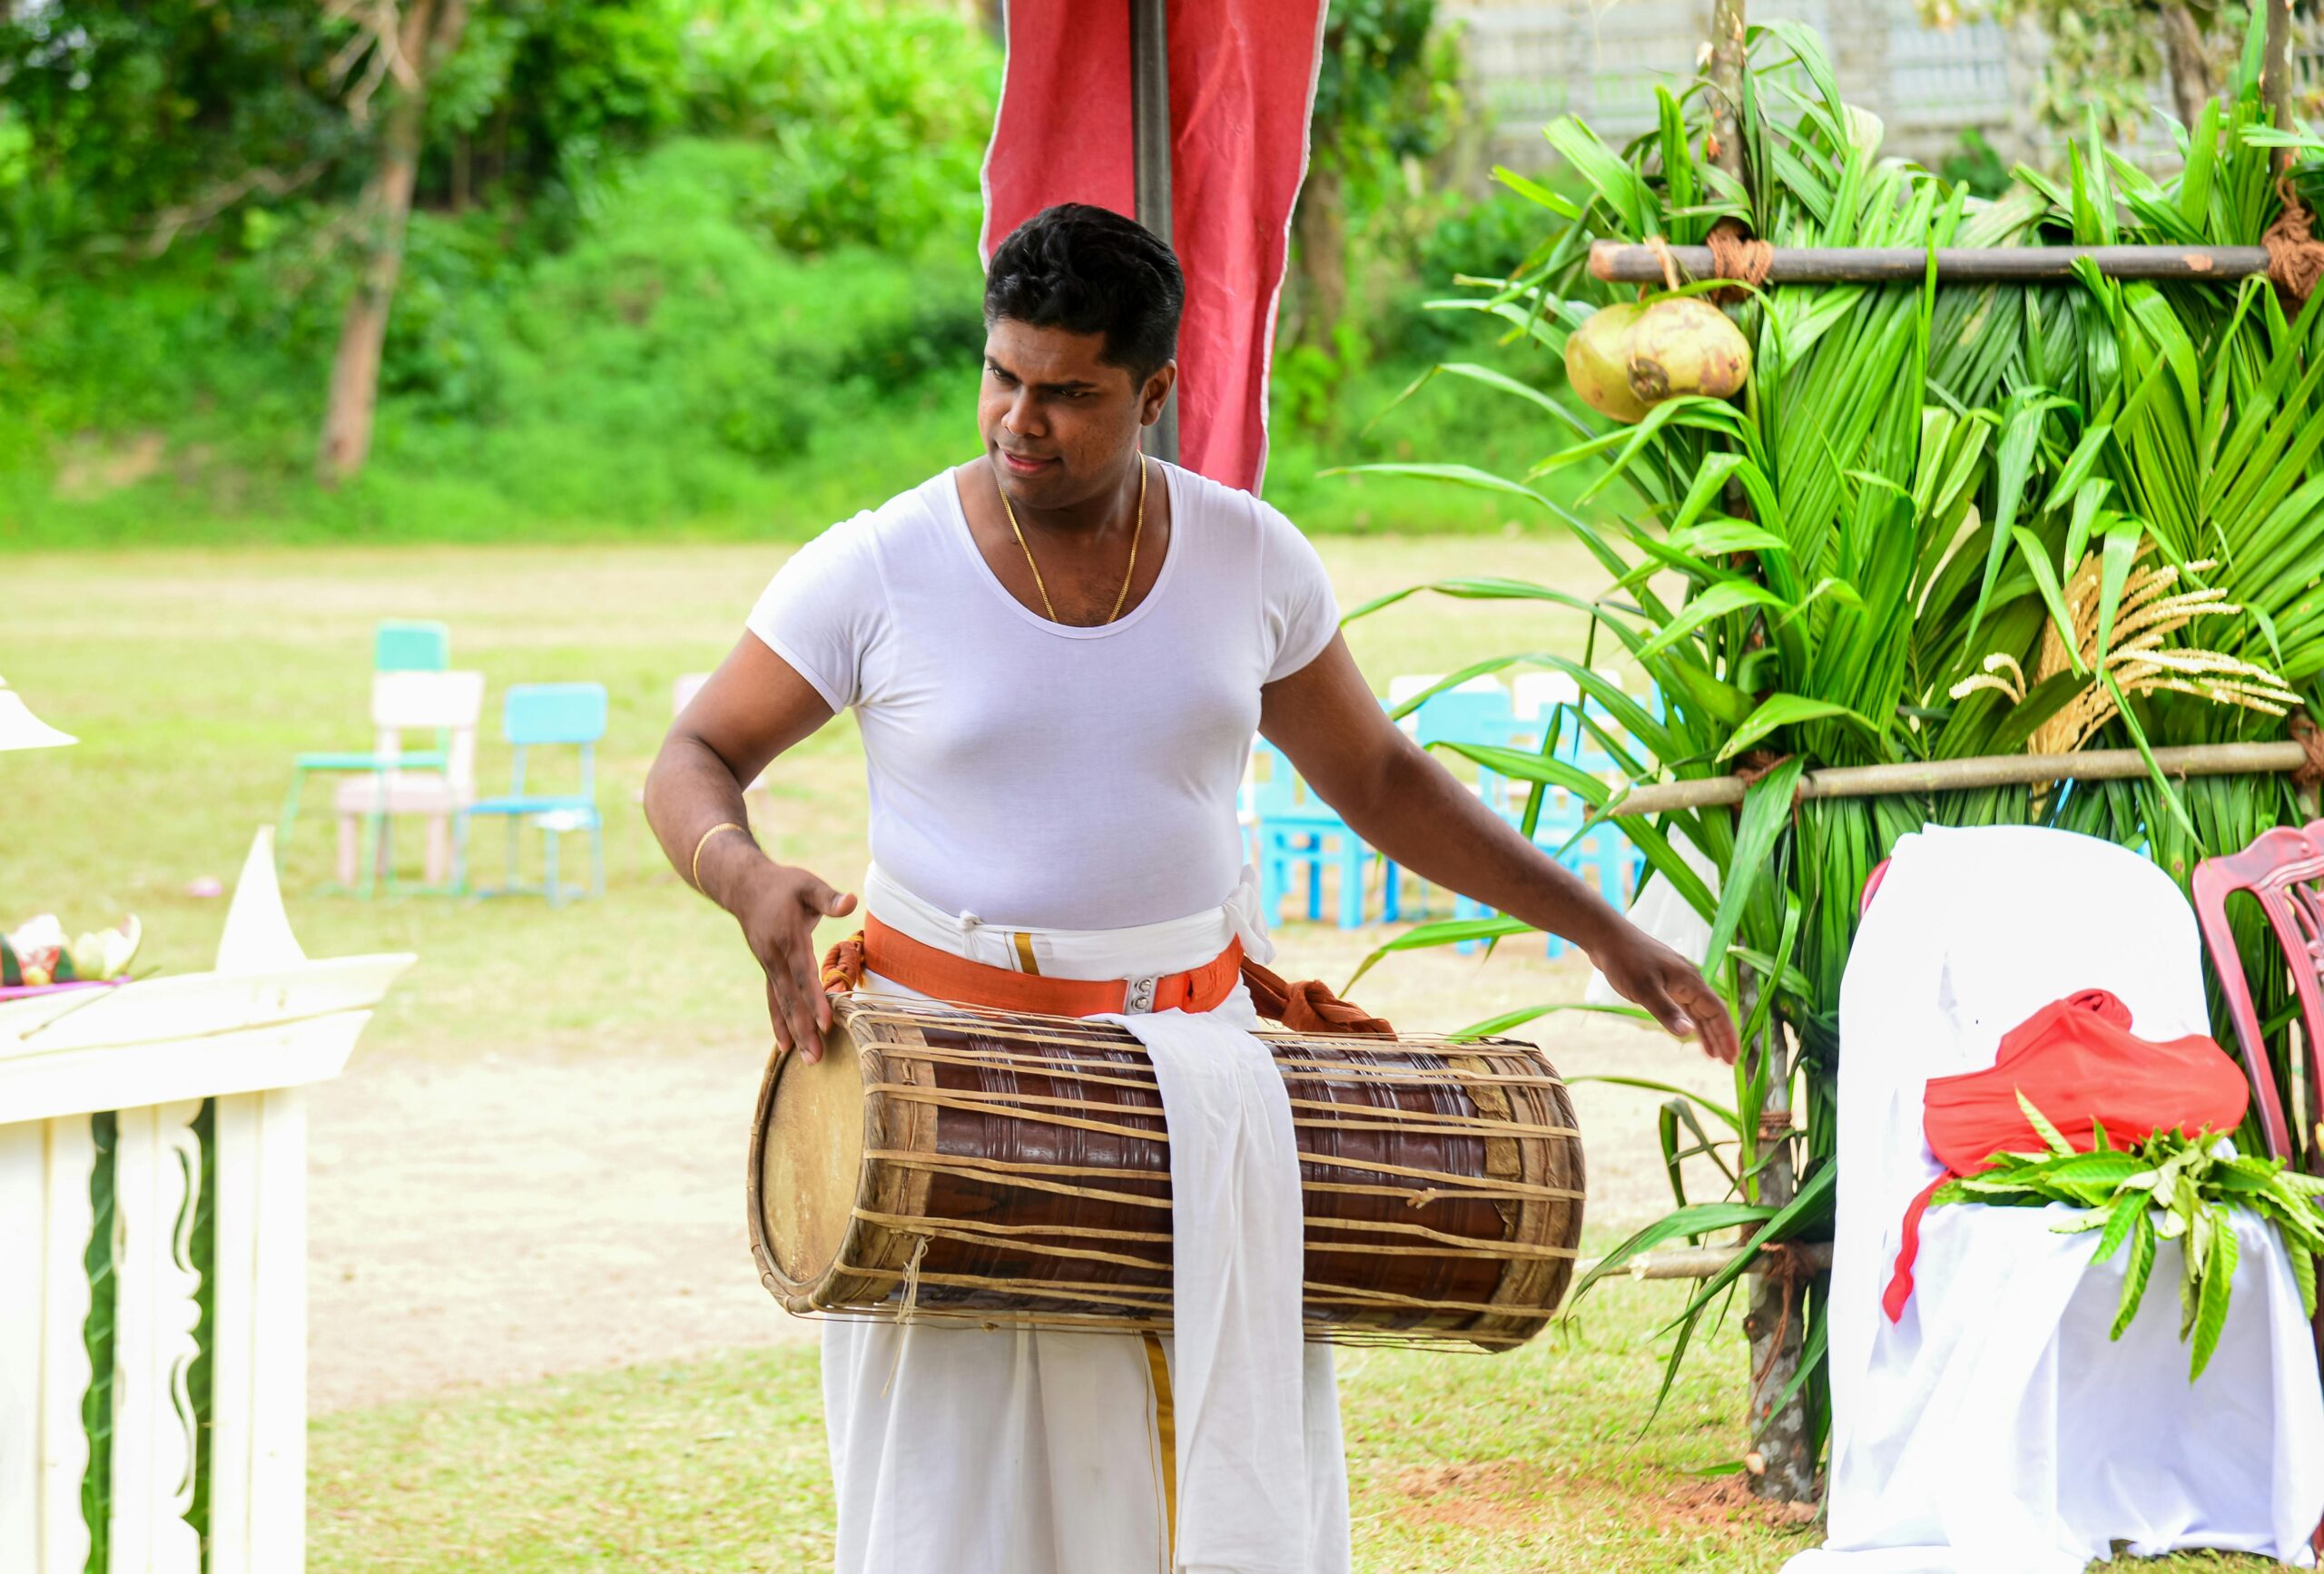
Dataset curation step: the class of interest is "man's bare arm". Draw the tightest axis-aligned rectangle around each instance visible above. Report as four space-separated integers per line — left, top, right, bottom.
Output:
644 635 858 1062
1258 634 1738 1063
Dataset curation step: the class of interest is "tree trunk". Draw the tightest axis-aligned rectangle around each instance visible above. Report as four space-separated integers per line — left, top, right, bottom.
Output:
1291 156 1347 352
1706 0 1749 181
2159 3 2216 131
2262 0 2294 172
316 0 468 488
1740 1013 1816 1502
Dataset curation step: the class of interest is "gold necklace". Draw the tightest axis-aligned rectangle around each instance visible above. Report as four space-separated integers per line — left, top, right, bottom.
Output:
1002 457 1147 625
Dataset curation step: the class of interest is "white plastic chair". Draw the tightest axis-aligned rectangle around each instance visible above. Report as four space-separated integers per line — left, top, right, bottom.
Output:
1511 671 1580 720
1793 824 2324 1572
331 670 486 895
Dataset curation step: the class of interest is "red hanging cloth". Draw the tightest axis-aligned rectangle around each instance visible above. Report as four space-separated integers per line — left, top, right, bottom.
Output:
1882 988 2251 1321
980 0 1329 493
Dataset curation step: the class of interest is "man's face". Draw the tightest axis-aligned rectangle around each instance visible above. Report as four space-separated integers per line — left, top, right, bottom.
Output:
979 318 1167 511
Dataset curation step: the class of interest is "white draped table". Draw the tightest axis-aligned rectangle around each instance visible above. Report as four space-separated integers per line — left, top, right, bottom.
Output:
1 831 411 1574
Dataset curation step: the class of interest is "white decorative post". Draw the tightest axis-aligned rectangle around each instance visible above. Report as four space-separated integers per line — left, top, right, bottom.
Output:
1 826 412 1573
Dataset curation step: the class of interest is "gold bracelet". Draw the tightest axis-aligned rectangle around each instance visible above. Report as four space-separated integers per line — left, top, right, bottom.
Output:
691 821 749 891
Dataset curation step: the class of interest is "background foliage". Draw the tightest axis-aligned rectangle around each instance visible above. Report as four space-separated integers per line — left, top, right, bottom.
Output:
1355 13 2324 1472
0 0 1561 546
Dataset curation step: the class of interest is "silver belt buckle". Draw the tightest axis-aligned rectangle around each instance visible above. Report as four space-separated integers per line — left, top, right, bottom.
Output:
1123 974 1158 1014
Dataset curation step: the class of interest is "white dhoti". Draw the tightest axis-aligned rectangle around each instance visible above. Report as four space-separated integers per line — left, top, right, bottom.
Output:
821 866 1352 1574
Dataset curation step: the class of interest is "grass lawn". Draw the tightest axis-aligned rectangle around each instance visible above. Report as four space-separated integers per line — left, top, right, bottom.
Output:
309 1285 1814 1574
3 536 2290 1572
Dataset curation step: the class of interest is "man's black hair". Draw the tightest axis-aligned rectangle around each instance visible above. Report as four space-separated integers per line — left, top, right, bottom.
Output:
984 203 1184 383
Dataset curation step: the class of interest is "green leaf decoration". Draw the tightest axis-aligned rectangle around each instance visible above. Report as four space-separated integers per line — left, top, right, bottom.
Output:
2114 1208 2158 1342
2188 1212 2238 1381
2015 1090 2077 1157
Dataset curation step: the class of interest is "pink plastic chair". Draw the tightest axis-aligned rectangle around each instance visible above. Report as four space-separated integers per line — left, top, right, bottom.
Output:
2190 822 2324 1552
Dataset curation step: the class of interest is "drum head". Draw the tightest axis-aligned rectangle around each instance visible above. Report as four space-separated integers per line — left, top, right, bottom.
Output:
760 1020 866 1291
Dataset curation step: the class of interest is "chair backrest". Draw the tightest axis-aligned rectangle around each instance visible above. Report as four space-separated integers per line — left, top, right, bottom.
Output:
502 682 608 798
369 670 486 791
1412 688 1518 750
1248 738 1327 818
505 683 608 746
1839 826 2211 1253
2189 826 2319 1166
374 620 450 673
1512 672 1579 720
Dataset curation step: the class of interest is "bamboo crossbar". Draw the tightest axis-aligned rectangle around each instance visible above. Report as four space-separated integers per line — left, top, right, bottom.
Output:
1577 1242 1836 1282
1590 241 2274 286
1599 741 2309 818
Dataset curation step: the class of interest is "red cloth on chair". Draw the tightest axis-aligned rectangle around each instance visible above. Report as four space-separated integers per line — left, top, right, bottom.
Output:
1881 988 2251 1321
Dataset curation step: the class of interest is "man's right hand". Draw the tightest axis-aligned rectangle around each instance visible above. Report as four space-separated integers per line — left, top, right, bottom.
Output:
732 862 859 1062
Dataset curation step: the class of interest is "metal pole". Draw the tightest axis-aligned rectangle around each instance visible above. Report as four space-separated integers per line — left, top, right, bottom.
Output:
1129 0 1178 466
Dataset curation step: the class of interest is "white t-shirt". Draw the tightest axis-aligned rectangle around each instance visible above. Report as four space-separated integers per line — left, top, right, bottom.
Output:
746 460 1340 930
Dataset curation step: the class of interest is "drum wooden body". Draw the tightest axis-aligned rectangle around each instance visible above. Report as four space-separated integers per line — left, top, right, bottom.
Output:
747 995 1585 1351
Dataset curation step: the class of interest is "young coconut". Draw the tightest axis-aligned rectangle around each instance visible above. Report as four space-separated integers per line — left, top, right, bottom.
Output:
1564 302 1653 424
1625 298 1751 403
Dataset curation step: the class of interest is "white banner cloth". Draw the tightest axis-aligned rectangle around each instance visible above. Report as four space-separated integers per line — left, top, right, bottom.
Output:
1785 824 2323 1574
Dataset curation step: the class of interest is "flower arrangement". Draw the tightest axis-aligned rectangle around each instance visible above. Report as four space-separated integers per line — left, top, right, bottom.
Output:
0 913 143 992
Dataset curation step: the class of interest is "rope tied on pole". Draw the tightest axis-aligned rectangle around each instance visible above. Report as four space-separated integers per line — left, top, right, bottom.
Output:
1640 222 1773 304
1704 217 1774 303
2263 175 2324 310
2289 713 2324 792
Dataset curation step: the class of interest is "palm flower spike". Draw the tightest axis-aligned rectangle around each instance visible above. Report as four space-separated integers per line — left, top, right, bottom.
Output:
1952 549 2299 760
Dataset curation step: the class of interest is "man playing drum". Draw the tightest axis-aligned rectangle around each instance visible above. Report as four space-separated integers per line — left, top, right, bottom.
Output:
646 202 1738 1574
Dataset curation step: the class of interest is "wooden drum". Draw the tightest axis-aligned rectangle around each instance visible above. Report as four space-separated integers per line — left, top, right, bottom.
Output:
747 994 1586 1351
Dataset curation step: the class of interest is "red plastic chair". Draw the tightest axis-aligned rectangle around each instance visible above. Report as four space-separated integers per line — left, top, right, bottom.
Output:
2191 822 2324 1553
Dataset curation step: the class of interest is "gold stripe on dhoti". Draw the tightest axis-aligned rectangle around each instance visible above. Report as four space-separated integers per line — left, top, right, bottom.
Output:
1142 1330 1177 1563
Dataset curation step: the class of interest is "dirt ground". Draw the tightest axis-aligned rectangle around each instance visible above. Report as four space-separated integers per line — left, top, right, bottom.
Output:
307 941 1739 1414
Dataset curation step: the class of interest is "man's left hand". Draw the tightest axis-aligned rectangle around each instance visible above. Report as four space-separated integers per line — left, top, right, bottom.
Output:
1590 928 1739 1063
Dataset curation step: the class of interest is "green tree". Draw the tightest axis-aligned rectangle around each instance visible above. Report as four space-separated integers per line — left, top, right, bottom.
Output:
1915 0 2299 137
1291 0 1461 355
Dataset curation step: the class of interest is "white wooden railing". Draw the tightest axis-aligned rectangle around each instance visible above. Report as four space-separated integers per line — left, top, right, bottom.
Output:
1 830 411 1574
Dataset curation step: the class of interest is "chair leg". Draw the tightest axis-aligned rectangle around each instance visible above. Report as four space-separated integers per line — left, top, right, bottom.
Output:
503 816 519 894
1382 860 1402 924
277 771 307 872
544 825 563 910
424 814 450 887
1455 891 1486 955
1305 847 1324 922
1261 838 1286 928
1337 841 1365 930
358 813 387 900
335 813 359 889
452 813 471 897
590 826 605 900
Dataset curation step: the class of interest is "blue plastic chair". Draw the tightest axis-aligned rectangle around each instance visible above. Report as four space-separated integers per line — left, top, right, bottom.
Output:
464 683 607 906
278 620 452 869
1408 690 1528 941
1251 740 1390 930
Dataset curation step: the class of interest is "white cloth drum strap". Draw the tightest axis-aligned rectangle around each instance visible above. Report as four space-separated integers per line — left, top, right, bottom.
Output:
857 865 1340 1574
